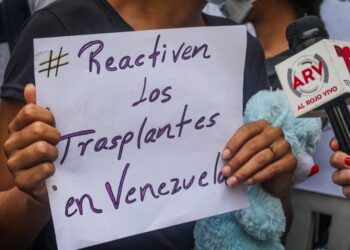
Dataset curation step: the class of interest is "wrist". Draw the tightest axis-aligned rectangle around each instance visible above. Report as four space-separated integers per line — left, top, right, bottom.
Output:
13 187 51 215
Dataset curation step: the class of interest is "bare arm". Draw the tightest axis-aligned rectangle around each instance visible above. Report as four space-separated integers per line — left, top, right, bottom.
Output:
0 99 22 190
262 172 294 242
0 97 52 248
0 187 50 249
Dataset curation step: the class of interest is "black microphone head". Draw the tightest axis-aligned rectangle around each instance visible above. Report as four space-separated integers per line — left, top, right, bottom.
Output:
286 16 329 54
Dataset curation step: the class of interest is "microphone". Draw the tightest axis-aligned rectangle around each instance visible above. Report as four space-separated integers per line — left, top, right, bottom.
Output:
275 16 350 154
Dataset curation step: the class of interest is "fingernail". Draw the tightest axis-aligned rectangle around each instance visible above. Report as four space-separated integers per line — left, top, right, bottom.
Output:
245 178 254 185
221 165 232 176
222 149 232 160
344 157 350 166
226 176 238 187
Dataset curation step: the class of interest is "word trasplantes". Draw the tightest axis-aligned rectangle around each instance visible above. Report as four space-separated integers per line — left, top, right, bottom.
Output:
59 77 220 165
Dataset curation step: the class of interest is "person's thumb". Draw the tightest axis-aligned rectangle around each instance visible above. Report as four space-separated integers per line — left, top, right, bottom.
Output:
24 83 36 104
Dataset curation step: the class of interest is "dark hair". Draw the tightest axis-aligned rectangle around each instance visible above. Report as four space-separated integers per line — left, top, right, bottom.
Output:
292 0 324 17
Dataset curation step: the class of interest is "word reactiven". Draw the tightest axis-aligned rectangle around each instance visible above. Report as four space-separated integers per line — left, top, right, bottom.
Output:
78 34 211 74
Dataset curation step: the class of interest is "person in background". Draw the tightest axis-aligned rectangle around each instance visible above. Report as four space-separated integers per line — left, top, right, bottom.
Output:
205 0 323 74
0 0 296 249
237 0 324 90
213 0 324 184
329 138 350 199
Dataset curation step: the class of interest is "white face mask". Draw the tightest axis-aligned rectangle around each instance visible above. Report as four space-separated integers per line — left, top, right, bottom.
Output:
208 0 257 24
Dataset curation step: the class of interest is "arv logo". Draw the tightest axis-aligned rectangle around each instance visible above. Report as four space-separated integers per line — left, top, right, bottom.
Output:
287 54 329 97
335 45 350 73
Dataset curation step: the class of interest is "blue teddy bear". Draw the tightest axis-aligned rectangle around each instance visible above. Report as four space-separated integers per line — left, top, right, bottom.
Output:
194 90 322 250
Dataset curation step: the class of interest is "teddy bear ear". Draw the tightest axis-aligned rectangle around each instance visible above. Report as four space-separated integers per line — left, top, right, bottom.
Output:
244 90 289 126
234 185 286 242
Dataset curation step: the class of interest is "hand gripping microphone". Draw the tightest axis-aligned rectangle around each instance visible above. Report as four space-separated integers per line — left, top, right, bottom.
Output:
275 16 350 154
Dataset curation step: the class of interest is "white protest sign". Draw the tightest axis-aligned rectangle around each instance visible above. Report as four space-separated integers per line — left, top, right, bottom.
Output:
34 26 249 249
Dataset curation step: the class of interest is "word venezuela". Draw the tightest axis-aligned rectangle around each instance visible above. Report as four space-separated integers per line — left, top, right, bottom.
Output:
64 153 226 218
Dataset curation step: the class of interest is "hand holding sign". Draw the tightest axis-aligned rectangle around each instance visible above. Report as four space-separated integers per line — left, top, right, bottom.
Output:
4 84 60 204
221 119 296 198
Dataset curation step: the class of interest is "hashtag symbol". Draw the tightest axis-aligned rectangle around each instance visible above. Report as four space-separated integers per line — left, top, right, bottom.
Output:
38 47 69 78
